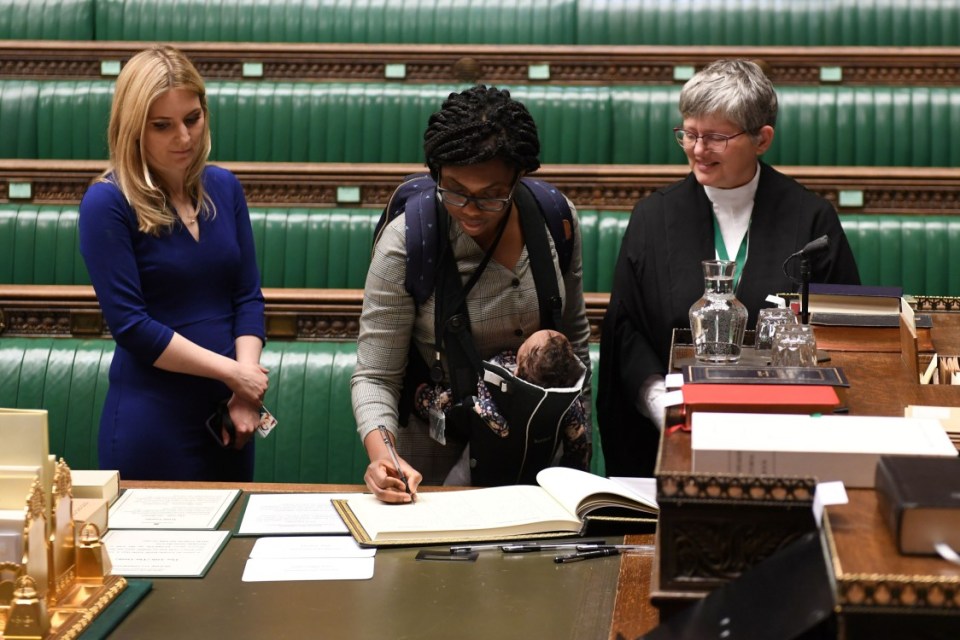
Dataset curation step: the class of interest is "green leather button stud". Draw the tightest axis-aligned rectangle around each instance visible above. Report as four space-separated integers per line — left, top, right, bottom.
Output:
8 182 31 199
242 62 264 78
838 190 864 208
337 186 361 203
100 60 122 76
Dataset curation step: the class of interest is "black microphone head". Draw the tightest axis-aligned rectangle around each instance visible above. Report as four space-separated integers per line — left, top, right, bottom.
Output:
800 234 830 255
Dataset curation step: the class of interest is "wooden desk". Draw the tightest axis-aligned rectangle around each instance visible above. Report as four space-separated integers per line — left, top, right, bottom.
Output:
108 481 638 640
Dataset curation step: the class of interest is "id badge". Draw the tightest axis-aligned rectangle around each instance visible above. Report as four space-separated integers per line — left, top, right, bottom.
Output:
256 406 278 438
428 408 447 445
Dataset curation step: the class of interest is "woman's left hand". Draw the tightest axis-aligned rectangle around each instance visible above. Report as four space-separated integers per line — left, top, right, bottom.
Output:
226 395 260 450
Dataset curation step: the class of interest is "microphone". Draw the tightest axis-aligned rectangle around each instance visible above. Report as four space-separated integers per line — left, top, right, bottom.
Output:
797 234 830 257
791 235 830 325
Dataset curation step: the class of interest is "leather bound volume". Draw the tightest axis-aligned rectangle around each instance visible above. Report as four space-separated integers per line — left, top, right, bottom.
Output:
875 455 960 555
682 384 840 416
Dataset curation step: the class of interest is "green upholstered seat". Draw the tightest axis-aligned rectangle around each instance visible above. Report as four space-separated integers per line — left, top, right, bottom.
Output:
0 337 607 481
3 204 959 296
576 0 960 46
0 0 95 40
4 80 960 167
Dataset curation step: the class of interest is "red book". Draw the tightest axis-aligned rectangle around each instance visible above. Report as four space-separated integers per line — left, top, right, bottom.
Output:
677 384 842 427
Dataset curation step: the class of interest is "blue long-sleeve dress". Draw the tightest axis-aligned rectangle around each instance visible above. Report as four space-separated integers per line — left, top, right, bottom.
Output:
79 165 265 481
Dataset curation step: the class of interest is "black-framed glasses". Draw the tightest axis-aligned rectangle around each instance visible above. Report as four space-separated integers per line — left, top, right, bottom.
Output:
436 173 520 213
673 127 749 153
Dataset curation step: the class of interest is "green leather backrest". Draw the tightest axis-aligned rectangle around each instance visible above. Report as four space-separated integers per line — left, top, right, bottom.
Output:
250 208 378 289
841 215 960 296
576 0 960 46
0 338 112 473
93 0 577 44
6 80 960 166
21 0 948 45
3 204 959 295
0 0 95 39
0 337 607 480
0 337 369 483
0 205 90 285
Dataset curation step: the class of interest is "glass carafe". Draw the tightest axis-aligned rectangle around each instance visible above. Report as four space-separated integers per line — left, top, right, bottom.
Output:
688 259 748 363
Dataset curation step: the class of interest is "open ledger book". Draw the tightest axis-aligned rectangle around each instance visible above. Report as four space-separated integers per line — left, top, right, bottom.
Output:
332 467 658 547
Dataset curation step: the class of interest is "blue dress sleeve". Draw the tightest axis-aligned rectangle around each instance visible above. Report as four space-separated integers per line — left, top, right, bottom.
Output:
215 168 265 343
78 180 175 363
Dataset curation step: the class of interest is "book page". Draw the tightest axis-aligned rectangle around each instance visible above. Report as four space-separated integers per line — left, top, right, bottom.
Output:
343 485 581 542
236 493 357 536
109 489 239 530
104 529 230 577
535 467 658 519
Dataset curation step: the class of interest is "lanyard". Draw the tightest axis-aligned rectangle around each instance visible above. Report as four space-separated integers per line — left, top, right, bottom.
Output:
713 219 749 292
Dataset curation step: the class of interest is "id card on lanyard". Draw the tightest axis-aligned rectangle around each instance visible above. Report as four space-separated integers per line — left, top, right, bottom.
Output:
713 220 749 292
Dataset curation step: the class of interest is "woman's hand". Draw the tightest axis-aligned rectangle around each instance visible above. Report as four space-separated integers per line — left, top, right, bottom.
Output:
228 361 269 405
226 395 260 450
364 455 422 504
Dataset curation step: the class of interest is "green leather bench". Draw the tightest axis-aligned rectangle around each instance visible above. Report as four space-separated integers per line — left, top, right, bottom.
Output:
4 80 960 167
0 0 94 40
0 337 607 482
11 0 956 46
575 0 960 46
3 204 959 296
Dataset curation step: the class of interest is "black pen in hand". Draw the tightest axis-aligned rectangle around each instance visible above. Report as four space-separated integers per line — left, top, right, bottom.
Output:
554 548 620 564
377 425 413 500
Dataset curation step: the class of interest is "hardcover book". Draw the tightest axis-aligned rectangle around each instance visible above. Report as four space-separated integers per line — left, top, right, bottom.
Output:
691 413 958 488
874 455 960 555
680 384 841 423
332 467 658 547
807 283 902 315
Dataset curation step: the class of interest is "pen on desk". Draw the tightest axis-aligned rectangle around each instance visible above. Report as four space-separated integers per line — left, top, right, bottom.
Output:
449 538 607 555
575 543 655 553
554 548 621 564
377 425 411 498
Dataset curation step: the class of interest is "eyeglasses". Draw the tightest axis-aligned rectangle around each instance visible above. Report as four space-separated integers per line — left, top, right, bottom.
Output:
673 128 749 153
436 174 519 213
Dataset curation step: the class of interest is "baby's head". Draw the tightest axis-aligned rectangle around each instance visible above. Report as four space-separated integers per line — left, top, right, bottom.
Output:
516 330 582 388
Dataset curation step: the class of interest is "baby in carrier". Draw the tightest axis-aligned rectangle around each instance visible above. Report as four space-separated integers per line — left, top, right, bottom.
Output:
414 329 590 471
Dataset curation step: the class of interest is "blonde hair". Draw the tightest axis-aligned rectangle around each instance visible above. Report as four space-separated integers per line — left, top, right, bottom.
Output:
100 45 214 236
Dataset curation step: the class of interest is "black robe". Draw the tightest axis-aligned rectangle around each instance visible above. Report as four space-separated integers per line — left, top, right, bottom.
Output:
597 162 861 477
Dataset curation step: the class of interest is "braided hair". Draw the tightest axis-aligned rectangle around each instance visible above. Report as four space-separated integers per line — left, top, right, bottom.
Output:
423 85 541 179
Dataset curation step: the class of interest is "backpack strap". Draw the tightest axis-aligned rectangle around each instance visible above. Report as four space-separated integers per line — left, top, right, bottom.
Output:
514 183 565 333
520 177 574 275
372 173 439 305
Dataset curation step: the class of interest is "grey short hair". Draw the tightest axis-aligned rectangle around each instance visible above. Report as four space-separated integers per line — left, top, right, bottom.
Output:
678 59 778 132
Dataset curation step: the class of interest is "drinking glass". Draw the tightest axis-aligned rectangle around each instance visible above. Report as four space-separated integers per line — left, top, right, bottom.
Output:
770 324 818 367
755 308 799 351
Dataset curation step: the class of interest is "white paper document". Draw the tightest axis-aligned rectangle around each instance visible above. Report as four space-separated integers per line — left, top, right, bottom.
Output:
242 536 375 582
103 529 230 577
249 536 375 559
108 489 239 530
236 493 360 536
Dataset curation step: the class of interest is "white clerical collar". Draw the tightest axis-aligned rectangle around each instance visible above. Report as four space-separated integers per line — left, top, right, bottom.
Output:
703 163 761 210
